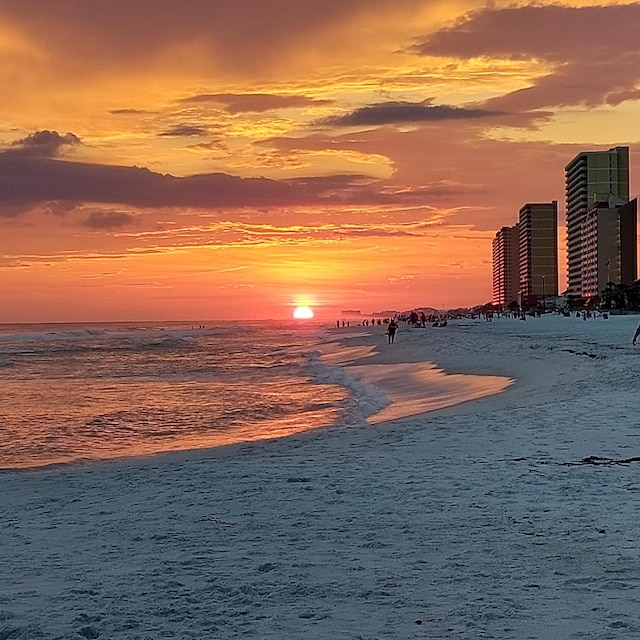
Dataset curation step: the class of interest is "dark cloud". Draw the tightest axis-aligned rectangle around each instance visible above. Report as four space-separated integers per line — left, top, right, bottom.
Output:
186 139 228 152
109 108 154 115
10 130 81 158
0 151 357 211
43 201 80 217
605 89 640 106
414 4 640 63
413 4 640 110
84 211 136 230
0 147 470 215
182 93 330 114
0 1 425 77
320 100 502 127
159 124 209 137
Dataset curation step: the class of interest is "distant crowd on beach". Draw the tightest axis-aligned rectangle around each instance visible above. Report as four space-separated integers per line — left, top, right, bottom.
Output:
333 305 640 346
336 318 386 328
335 310 449 331
335 310 450 344
335 306 640 347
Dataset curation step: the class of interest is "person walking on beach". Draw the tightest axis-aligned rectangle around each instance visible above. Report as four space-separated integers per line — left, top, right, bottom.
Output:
386 319 398 344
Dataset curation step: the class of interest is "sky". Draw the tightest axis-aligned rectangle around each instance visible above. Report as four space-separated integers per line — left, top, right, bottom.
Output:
2 0 640 322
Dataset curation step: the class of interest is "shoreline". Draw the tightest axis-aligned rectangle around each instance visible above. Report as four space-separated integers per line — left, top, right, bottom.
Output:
319 325 514 424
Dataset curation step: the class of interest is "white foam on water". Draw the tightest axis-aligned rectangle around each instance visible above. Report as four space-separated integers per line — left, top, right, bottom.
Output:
346 361 513 424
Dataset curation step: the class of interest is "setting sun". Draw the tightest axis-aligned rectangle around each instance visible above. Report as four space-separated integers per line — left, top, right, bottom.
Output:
1 1 638 323
293 306 314 319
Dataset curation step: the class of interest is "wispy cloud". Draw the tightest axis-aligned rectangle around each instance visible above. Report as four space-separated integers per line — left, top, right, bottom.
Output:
181 93 330 114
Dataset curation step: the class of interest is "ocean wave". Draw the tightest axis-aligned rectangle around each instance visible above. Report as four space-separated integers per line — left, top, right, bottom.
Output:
0 328 107 343
305 351 390 425
0 321 343 468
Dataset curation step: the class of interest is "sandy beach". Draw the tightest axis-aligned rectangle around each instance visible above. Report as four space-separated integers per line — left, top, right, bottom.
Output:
3 313 640 639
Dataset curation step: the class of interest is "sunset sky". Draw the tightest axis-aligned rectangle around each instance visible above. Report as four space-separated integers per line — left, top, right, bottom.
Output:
2 1 640 322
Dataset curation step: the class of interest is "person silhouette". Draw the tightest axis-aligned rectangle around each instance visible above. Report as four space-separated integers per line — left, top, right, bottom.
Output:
386 319 397 344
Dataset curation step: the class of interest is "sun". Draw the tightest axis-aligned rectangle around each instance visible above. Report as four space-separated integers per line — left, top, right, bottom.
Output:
293 306 314 319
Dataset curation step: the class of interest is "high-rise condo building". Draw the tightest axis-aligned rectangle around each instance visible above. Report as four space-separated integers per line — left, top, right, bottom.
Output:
518 202 559 309
581 196 637 299
565 146 629 297
492 225 520 309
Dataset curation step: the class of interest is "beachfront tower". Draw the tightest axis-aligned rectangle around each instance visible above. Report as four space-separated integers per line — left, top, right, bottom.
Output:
565 146 629 298
492 225 520 310
518 202 559 310
581 196 637 300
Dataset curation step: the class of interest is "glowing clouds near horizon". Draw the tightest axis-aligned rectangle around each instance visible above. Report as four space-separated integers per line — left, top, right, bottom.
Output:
293 306 314 319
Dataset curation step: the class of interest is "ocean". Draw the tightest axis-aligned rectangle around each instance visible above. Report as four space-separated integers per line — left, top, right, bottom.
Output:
0 321 382 470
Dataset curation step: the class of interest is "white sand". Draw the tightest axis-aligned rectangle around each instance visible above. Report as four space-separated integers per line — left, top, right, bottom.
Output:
3 313 640 639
